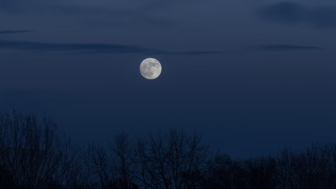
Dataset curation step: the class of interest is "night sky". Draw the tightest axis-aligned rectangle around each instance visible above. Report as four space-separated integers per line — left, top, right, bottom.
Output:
0 0 335 158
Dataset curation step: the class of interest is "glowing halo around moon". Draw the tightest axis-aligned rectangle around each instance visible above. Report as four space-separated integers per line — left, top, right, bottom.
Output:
140 58 162 80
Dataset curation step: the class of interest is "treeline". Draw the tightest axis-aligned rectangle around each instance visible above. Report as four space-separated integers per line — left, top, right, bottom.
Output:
0 110 335 189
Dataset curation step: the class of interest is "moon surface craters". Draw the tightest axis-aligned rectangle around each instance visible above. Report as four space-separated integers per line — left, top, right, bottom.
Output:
140 58 162 79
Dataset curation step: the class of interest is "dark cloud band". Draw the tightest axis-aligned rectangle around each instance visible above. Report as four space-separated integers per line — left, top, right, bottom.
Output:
0 38 221 55
250 44 322 51
257 2 336 29
0 30 33 34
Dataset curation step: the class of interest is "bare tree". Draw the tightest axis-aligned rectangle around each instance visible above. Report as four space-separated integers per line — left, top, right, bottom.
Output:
108 131 139 189
0 109 81 189
132 126 210 189
276 145 294 189
3 109 336 189
289 142 336 189
81 142 113 189
203 154 234 189
81 132 139 189
242 155 278 189
0 163 14 189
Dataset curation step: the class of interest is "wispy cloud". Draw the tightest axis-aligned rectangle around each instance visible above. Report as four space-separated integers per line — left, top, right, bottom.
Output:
0 38 222 55
138 0 207 10
0 30 33 34
250 44 322 51
257 2 336 29
52 5 175 27
0 0 175 28
0 0 35 14
167 51 224 55
0 38 160 53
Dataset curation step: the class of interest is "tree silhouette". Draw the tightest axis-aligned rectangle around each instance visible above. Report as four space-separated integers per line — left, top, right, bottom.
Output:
108 131 139 189
203 154 234 189
132 127 210 189
0 110 81 189
243 155 278 189
81 132 139 189
1 109 336 189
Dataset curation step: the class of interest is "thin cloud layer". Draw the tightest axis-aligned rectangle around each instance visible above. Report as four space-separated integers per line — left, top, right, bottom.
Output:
257 2 336 29
52 5 174 27
250 44 322 51
0 0 175 28
0 0 35 13
138 0 207 10
0 30 33 34
0 38 221 55
0 38 320 54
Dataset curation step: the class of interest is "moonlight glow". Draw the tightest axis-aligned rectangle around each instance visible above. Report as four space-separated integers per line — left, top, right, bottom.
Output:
140 58 162 79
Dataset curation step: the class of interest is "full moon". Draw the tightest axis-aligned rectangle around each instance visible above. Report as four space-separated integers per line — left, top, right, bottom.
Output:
140 58 162 80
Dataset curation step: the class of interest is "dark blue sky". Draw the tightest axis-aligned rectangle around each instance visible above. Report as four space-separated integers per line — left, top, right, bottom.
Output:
0 0 335 158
